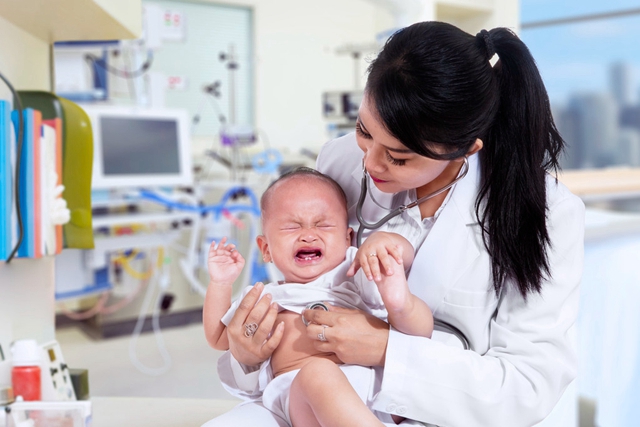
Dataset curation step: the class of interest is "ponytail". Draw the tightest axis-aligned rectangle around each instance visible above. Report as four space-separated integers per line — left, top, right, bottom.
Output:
476 28 564 298
367 22 564 299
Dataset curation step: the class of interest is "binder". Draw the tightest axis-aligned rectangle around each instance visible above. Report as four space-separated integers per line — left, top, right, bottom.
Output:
0 99 11 259
43 118 64 254
59 97 94 249
33 110 42 258
11 109 36 258
41 123 59 256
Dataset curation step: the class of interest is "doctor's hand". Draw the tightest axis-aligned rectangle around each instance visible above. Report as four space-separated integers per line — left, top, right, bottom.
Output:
302 305 389 367
226 282 285 367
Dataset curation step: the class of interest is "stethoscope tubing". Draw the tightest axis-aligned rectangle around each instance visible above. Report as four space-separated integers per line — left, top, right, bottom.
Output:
355 157 473 351
356 157 469 248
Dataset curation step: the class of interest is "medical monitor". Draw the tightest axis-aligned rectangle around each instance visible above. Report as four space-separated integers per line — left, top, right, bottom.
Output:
83 105 193 189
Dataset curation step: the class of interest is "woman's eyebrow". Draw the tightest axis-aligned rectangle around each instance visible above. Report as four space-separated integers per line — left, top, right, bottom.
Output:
385 145 414 154
358 116 414 154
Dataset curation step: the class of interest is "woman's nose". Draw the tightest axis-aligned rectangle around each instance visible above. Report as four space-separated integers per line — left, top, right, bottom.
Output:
364 143 385 174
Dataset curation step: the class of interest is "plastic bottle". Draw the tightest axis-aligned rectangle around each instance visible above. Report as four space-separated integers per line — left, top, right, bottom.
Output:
11 339 41 401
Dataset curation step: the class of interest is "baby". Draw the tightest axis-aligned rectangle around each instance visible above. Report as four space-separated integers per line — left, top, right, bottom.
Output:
204 167 433 427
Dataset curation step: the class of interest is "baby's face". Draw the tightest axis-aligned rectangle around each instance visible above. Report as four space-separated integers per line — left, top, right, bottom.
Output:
257 178 351 284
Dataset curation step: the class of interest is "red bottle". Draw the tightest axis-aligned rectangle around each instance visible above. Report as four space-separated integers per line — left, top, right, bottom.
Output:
11 339 41 401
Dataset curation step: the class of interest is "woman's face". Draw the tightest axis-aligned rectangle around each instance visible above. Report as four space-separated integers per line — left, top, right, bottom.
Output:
355 94 453 194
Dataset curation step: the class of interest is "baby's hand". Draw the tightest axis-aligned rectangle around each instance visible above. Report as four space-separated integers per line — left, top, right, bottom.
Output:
374 254 411 314
347 232 404 281
208 237 245 286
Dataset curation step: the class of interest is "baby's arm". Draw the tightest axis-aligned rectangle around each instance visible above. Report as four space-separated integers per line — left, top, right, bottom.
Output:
347 231 414 281
376 250 433 338
203 237 245 351
349 232 433 338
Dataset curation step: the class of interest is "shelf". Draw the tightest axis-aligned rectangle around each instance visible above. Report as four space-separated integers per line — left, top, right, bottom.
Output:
0 0 142 43
92 212 197 228
557 167 640 202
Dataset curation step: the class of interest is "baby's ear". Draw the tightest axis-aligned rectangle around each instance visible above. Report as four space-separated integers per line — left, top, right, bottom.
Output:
256 235 271 263
346 227 354 246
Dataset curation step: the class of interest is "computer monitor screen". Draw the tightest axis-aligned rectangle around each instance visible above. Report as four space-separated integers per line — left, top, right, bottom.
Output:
101 117 181 175
83 106 193 189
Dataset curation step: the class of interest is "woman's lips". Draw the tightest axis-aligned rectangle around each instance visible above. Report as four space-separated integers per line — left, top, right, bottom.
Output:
369 174 388 183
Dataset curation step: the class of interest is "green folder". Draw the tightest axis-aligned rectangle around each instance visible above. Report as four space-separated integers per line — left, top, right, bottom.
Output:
58 97 94 249
18 91 94 249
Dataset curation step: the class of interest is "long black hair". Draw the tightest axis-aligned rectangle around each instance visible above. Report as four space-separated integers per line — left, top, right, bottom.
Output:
366 22 564 299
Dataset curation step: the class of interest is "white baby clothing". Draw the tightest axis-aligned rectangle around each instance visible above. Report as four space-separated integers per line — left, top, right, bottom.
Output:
220 247 390 424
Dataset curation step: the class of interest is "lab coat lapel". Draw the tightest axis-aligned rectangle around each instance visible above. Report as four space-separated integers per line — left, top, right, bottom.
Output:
407 155 481 314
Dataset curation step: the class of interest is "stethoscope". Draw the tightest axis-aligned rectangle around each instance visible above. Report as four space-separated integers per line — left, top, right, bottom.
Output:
354 156 472 350
355 156 470 248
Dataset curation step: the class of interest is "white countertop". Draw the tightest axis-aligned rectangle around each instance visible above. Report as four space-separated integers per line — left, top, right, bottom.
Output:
91 397 240 427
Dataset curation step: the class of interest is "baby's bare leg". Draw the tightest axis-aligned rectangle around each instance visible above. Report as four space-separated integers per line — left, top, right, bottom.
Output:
289 359 384 427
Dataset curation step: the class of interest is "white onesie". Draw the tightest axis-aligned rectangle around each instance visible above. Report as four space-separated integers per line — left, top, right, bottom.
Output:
220 246 394 425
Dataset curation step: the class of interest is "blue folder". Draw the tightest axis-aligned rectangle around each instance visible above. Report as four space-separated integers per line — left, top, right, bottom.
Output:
11 108 35 258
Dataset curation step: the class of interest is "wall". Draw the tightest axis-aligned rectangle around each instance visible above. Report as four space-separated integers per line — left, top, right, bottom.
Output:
188 0 394 155
187 0 518 156
0 15 50 97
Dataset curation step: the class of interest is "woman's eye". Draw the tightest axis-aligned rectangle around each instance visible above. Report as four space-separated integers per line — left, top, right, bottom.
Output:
355 121 372 139
385 151 407 166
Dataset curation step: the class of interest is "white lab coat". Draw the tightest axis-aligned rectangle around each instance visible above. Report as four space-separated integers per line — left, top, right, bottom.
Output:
213 133 584 427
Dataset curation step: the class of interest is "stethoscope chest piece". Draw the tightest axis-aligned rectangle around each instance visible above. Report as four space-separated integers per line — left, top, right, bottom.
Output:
301 301 329 326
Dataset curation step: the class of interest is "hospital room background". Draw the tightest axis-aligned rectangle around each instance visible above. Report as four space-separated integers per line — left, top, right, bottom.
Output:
0 0 639 426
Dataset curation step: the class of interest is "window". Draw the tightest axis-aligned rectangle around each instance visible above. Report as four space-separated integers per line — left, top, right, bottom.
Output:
521 1 640 169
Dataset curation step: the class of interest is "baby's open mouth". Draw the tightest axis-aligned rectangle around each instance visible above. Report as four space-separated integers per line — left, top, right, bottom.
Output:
295 249 322 261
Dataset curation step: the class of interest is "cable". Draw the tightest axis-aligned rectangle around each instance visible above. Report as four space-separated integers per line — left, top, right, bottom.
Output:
59 249 164 319
128 248 172 376
84 49 154 79
0 70 24 263
138 186 261 217
59 293 109 320
112 248 163 281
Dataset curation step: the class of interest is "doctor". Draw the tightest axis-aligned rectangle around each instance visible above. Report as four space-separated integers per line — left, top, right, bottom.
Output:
208 22 584 426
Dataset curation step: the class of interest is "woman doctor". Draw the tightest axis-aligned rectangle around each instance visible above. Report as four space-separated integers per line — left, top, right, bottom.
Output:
207 22 584 427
